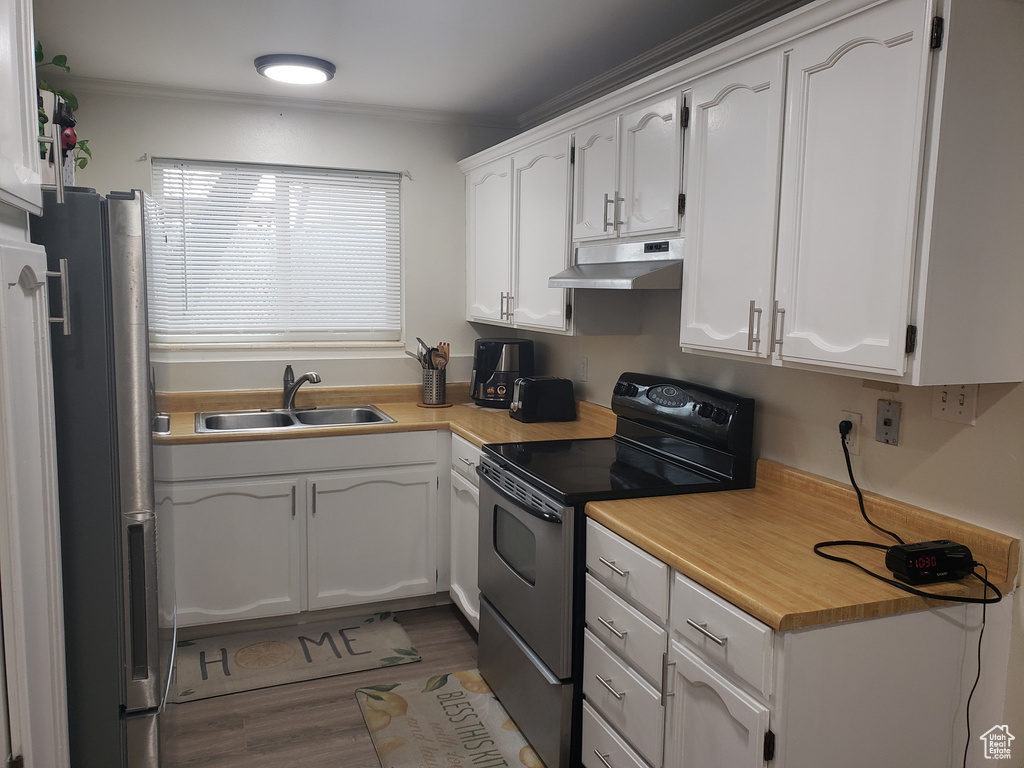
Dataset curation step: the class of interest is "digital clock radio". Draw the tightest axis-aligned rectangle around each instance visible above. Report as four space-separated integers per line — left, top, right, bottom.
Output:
885 540 974 585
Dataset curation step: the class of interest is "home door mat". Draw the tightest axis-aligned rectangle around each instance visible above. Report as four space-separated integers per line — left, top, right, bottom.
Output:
171 612 420 702
356 669 545 768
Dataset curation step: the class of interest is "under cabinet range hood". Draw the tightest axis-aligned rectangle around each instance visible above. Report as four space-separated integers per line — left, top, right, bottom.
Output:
548 238 683 289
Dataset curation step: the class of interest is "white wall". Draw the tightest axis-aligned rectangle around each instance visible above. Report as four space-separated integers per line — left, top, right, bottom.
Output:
522 291 1024 730
71 86 514 392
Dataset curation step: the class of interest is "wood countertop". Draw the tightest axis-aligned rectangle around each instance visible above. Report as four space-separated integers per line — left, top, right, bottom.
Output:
153 382 617 447
586 460 1019 632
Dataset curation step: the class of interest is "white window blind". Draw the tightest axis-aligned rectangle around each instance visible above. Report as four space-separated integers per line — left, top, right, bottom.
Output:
148 158 402 344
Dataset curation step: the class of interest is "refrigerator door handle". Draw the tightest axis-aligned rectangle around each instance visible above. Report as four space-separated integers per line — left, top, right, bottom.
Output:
123 510 160 711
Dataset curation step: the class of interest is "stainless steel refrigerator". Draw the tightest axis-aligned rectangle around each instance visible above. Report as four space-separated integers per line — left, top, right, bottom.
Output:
30 188 176 768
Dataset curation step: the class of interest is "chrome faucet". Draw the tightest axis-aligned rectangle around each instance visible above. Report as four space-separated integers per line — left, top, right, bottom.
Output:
283 364 322 410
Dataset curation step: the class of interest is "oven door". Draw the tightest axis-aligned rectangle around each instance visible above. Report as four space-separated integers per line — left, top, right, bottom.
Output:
478 465 575 679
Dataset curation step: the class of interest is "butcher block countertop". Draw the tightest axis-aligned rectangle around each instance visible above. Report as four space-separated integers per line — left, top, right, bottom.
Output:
153 382 617 446
586 460 1019 632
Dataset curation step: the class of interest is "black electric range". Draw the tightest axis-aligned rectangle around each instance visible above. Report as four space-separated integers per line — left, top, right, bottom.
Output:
475 371 755 768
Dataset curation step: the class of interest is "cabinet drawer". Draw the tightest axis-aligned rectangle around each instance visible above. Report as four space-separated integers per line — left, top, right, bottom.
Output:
586 574 667 686
582 701 651 768
451 434 482 485
587 520 669 622
584 630 663 767
670 571 774 697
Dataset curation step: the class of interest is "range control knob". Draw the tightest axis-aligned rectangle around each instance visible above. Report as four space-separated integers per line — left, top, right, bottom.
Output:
614 382 640 397
697 401 714 419
711 407 729 425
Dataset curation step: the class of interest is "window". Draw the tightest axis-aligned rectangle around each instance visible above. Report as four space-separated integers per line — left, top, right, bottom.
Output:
148 158 402 344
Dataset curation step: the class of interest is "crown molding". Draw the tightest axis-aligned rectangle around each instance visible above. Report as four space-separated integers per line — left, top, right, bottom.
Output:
56 76 520 130
515 0 812 130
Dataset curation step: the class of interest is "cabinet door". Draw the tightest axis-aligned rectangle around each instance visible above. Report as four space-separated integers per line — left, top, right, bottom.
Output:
308 466 437 610
467 157 512 323
620 94 683 237
664 641 770 768
0 0 43 214
680 52 785 357
169 478 304 626
513 135 571 332
449 470 479 630
572 114 619 242
773 0 931 376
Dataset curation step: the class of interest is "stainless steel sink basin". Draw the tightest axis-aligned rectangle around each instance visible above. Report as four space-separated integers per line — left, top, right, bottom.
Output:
194 405 395 433
292 406 391 426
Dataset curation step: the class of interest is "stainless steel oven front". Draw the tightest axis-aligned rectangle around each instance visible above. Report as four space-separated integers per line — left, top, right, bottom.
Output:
477 457 578 767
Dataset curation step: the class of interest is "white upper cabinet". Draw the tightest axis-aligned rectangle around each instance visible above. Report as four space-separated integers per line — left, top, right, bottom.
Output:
680 0 1024 384
466 157 512 324
512 134 571 332
573 93 683 242
0 0 43 214
772 0 930 377
679 50 786 357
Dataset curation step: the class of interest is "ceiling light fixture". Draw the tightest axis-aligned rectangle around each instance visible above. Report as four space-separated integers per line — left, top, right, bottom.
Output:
254 54 336 85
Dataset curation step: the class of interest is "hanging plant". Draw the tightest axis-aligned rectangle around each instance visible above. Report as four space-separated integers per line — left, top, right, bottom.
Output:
36 41 91 169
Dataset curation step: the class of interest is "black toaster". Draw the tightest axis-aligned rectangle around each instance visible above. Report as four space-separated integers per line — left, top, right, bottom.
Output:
509 376 577 422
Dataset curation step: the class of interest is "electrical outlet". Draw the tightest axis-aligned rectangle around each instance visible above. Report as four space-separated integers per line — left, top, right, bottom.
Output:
578 356 588 382
931 384 978 425
840 411 861 455
875 400 902 445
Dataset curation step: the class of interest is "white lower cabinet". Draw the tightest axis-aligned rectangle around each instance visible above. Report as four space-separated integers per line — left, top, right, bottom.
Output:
448 434 482 629
587 520 1005 768
165 477 305 625
663 641 771 768
307 467 437 610
155 432 439 627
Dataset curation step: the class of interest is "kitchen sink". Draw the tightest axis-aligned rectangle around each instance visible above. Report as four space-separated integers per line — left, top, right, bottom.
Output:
194 405 395 433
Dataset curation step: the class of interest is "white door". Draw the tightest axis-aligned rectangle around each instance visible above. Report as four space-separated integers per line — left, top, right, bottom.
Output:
513 134 571 332
307 467 437 610
466 158 512 323
619 94 683 237
680 52 785 357
664 641 770 768
0 0 43 214
0 240 69 767
169 477 304 625
773 0 931 376
572 114 619 242
448 470 480 630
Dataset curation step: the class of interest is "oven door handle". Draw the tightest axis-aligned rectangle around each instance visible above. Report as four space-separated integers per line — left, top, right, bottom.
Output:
480 471 565 524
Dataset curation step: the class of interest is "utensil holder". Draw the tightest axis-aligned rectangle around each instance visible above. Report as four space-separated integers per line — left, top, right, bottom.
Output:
421 368 446 406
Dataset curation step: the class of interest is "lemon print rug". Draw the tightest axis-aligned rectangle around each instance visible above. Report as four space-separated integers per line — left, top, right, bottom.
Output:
356 669 545 768
171 612 419 702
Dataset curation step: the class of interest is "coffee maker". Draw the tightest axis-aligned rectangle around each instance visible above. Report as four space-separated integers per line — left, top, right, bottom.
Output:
471 338 534 408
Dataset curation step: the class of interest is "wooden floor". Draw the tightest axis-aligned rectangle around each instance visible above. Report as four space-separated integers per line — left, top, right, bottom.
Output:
161 605 478 768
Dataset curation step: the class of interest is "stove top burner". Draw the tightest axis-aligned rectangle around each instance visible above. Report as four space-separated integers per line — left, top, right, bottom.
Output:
481 372 755 505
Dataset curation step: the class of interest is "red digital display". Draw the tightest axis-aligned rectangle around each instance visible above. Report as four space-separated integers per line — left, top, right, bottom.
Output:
913 555 938 570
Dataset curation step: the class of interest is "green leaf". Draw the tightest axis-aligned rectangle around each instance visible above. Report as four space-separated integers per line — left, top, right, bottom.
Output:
35 41 43 64
361 683 402 693
394 647 419 657
55 90 78 110
421 674 450 692
51 54 69 71
379 656 405 666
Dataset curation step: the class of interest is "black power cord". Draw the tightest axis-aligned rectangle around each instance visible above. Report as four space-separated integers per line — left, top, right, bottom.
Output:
814 421 1002 768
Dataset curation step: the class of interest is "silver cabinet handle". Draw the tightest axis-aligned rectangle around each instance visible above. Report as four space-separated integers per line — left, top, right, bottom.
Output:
595 674 625 700
597 556 629 578
771 300 785 353
46 258 71 336
686 618 728 646
661 652 677 706
38 117 65 204
613 194 625 229
593 750 615 768
603 193 615 232
597 615 627 640
747 300 762 352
